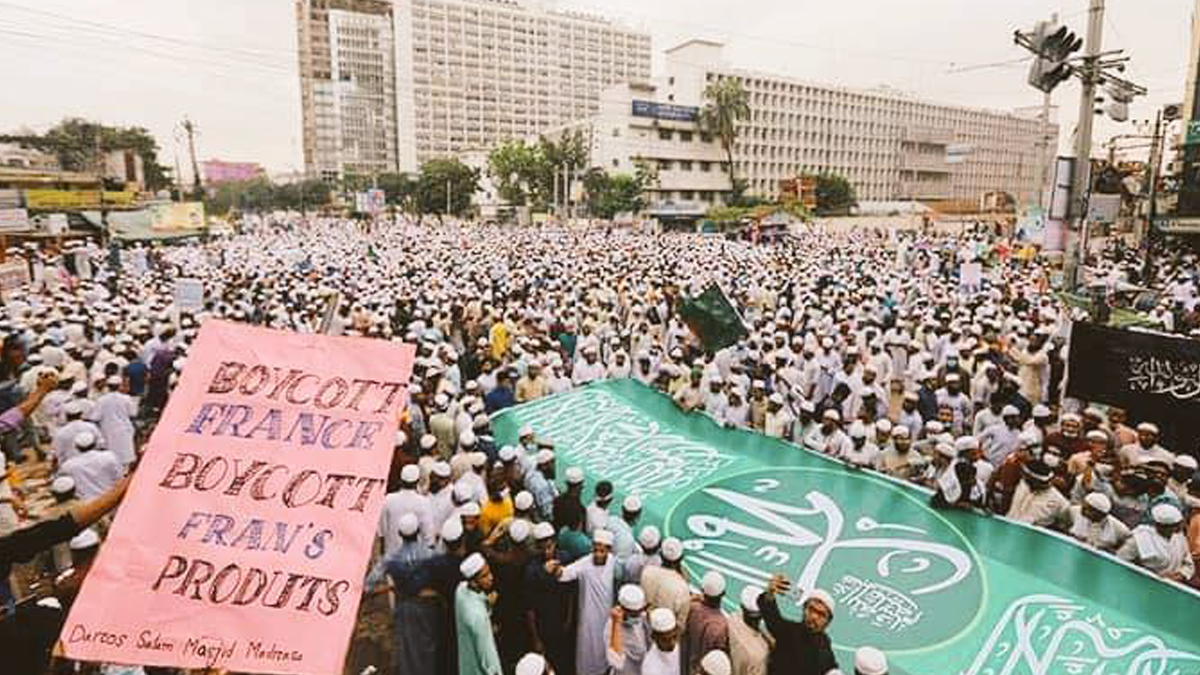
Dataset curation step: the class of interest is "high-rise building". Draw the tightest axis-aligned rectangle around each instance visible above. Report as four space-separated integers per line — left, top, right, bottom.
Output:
393 0 652 171
664 40 1058 206
297 0 398 181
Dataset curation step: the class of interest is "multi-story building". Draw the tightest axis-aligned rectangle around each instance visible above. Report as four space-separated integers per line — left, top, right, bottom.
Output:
393 0 652 171
664 40 1058 206
297 0 398 181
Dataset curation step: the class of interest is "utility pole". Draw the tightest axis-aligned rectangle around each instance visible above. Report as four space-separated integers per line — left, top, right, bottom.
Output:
1063 0 1105 292
445 178 451 217
181 117 201 199
1143 108 1166 280
1038 13 1058 212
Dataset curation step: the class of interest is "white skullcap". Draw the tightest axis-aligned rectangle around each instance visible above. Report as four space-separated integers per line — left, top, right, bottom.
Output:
769 393 785 405
650 607 676 633
459 552 487 578
661 537 684 562
936 442 957 458
1137 422 1160 434
740 586 763 612
74 431 96 449
105 375 121 388
1175 455 1198 470
1085 429 1108 441
420 434 437 450
398 513 420 537
955 436 979 452
854 646 888 675
701 571 726 597
565 467 585 484
459 502 481 517
822 409 841 421
519 424 534 437
848 421 866 438
891 426 910 438
453 482 474 503
51 476 75 494
432 461 452 478
593 529 614 546
514 491 534 511
441 517 464 542
470 452 487 467
434 393 450 408
623 495 643 512
499 445 517 462
394 430 408 447
70 528 100 550
536 449 555 465
515 653 546 675
618 584 646 611
1001 405 1020 417
876 419 892 433
1152 503 1183 525
64 400 85 416
1032 404 1051 417
533 521 556 540
805 588 835 616
400 464 421 484
459 430 477 447
699 650 732 675
638 525 661 550
1084 492 1112 514
508 519 531 543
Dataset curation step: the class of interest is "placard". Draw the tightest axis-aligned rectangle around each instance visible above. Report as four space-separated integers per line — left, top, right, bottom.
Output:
173 278 205 313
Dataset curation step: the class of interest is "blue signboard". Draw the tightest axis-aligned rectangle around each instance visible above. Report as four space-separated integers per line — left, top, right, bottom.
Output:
632 100 699 122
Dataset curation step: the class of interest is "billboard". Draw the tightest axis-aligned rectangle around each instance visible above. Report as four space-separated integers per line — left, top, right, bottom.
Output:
201 160 265 185
148 202 205 231
354 189 385 215
0 208 29 232
24 189 137 210
632 100 700 122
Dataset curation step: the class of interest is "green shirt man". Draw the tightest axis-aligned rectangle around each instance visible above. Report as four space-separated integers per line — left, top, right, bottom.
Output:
455 553 502 675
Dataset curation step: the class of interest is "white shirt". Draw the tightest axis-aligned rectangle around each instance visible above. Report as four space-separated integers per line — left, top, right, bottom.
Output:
58 450 124 501
1067 506 1130 552
378 489 435 555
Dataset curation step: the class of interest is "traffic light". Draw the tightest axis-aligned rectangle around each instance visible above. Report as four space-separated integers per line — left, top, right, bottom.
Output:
1025 22 1083 93
1104 82 1134 122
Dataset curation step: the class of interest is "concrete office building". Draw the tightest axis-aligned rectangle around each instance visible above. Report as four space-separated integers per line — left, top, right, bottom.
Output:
393 0 652 171
663 40 1057 206
297 0 398 180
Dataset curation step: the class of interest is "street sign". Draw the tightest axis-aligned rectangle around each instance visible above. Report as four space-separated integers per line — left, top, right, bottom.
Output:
1152 215 1200 233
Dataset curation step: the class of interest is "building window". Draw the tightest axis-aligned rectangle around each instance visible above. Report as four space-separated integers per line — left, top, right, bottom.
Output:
658 129 673 141
680 190 695 200
679 160 693 171
700 161 712 172
612 127 620 137
700 132 713 143
679 131 692 142
612 158 619 167
659 159 673 170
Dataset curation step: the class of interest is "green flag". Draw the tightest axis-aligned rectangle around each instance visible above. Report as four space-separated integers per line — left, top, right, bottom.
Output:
677 283 748 352
493 380 1200 674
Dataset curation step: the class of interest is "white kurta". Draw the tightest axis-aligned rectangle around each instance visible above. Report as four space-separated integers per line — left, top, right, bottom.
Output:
1118 526 1196 579
378 489 435 554
560 555 616 675
58 450 125 501
91 391 138 466
1067 507 1130 552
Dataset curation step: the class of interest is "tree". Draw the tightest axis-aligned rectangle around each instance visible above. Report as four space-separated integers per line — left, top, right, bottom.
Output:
811 172 857 214
584 172 647 219
203 177 331 216
536 130 590 208
487 140 544 206
700 78 750 201
376 172 419 213
416 158 480 219
1 117 172 191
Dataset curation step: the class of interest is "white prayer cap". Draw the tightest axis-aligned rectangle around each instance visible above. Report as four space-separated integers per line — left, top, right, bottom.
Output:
400 464 421 484
650 607 676 633
432 461 452 479
805 588 835 616
519 424 534 437
565 467 585 484
924 420 944 434
74 431 96 449
699 650 732 675
470 452 488 468
955 436 979 452
105 375 121 388
532 521 556 541
800 400 816 413
514 491 534 511
891 426 910 438
848 421 866 438
1001 405 1020 417
1061 412 1081 423
459 552 487 579
509 519 531 543
593 529 614 546
51 476 75 494
434 393 450 408
536 449 555 465
876 419 892 434
394 430 408 448
1084 492 1112 514
740 586 763 613
70 528 100 551
398 513 420 537
751 379 766 389
661 537 684 562
618 584 646 611
441 517 464 542
454 430 475 447
701 571 726 597
452 481 474 503
420 434 437 450
498 445 517 462
822 408 841 422
1152 503 1183 525
1032 404 1052 418
1175 455 1198 470
459 502 481 517
1085 429 1108 442
768 392 785 405
936 443 957 458
903 390 919 401
64 400 85 416
515 653 547 675
854 646 889 675
623 495 642 513
1137 422 1160 434
638 525 661 550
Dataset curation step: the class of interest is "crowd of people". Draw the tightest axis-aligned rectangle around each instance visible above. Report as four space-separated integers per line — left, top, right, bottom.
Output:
0 215 1197 675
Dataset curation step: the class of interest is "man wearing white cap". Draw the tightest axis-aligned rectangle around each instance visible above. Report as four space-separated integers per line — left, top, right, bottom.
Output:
641 537 692 629
367 512 440 675
1067 492 1130 553
429 395 458 458
803 409 850 458
548 528 618 675
1118 423 1174 469
979 405 1023 466
699 650 733 675
763 393 794 440
624 525 661 584
1006 460 1070 529
455 553 502 675
686 571 730 674
515 652 552 675
758 573 838 675
51 399 104 466
525 521 573 674
608 495 642 565
604 584 650 675
56 431 124 502
89 375 137 467
1168 454 1198 502
1118 503 1195 582
379 463 435 556
525 449 559 522
853 646 888 675
727 587 771 675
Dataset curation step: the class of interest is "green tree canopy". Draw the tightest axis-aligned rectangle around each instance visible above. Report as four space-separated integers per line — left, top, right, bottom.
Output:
487 140 545 207
416 158 480 219
700 78 750 201
809 172 857 214
1 117 173 191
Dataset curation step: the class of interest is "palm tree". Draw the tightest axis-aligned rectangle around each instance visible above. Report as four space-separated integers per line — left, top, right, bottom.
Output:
700 77 750 202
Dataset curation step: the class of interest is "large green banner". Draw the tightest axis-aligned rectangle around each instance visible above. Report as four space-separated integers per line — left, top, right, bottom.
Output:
492 380 1200 674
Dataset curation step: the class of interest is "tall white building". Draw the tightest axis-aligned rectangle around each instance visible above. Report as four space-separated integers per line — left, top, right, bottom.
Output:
664 40 1058 206
297 0 398 180
393 0 652 171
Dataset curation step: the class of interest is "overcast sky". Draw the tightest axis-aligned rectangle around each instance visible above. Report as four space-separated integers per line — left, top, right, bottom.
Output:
0 0 1193 177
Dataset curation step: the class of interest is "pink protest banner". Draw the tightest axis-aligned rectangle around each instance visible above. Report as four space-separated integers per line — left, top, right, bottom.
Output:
60 319 415 674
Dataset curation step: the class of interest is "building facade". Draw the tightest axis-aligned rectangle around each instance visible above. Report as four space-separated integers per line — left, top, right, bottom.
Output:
297 0 398 181
394 0 652 171
664 41 1057 206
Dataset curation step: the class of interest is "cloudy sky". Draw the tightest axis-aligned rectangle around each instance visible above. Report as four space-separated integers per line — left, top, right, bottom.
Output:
0 0 1193 177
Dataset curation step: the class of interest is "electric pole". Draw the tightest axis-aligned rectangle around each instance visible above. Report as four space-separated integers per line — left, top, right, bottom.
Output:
181 117 202 199
1038 13 1058 211
1143 107 1166 280
1063 0 1105 292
